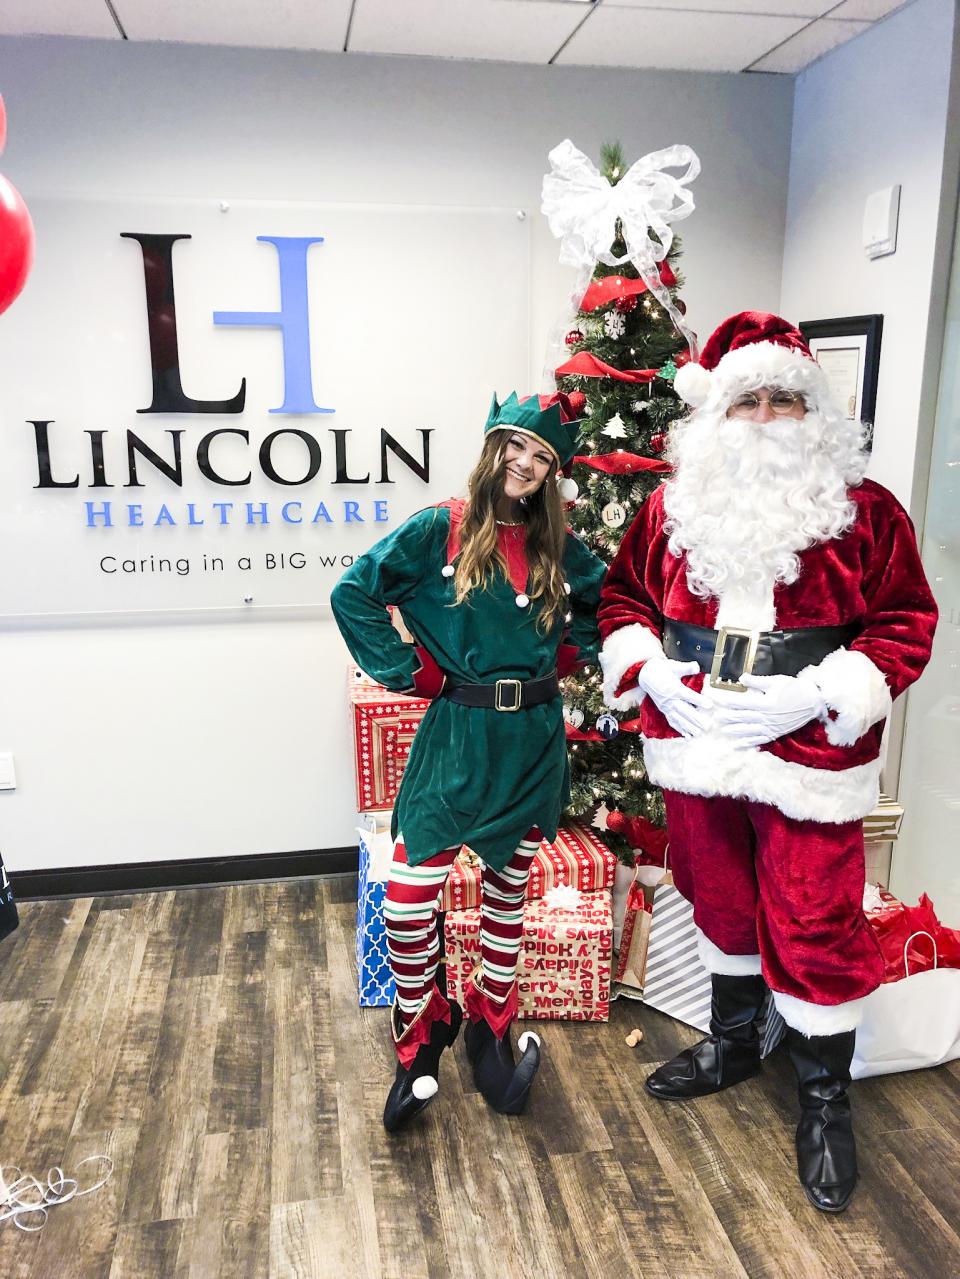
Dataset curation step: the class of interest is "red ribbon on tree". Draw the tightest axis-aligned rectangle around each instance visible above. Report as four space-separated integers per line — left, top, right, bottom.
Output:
555 352 660 384
573 450 672 476
564 723 606 742
579 261 677 313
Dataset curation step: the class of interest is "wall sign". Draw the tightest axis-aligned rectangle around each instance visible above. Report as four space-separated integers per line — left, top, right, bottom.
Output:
0 197 529 617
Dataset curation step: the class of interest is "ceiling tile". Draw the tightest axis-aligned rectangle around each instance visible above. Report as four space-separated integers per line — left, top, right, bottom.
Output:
827 0 909 18
749 16 871 71
556 6 809 71
609 0 833 15
115 0 354 51
349 0 588 63
0 0 119 38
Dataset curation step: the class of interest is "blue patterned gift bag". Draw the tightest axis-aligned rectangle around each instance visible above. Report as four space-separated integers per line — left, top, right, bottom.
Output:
357 826 395 1008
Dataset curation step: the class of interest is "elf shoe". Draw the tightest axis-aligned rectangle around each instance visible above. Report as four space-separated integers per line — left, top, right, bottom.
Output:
383 989 462 1134
785 1027 858 1213
645 973 766 1100
463 970 541 1115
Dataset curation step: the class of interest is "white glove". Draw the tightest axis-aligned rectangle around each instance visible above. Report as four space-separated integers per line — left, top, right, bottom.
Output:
635 658 711 738
710 672 826 749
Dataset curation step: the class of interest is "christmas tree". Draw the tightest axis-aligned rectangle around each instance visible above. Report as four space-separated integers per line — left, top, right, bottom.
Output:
556 142 691 862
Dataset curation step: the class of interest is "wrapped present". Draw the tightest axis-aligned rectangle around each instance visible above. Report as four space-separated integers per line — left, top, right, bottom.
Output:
853 884 960 1078
441 823 615 912
348 666 431 812
356 823 396 1007
862 793 905 844
445 888 613 1021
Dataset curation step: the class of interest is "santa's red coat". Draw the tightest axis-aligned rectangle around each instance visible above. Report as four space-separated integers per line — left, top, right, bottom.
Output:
598 479 938 825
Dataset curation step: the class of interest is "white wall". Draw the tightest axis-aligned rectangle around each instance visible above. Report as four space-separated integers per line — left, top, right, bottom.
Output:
779 0 957 515
0 36 793 870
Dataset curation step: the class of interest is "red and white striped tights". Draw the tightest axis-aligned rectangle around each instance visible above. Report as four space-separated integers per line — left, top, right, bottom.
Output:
384 829 541 1028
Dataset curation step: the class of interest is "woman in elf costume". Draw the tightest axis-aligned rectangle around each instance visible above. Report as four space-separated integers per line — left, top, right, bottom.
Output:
332 391 606 1132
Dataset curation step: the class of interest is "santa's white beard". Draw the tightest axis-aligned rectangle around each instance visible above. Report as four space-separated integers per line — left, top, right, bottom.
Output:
663 406 868 602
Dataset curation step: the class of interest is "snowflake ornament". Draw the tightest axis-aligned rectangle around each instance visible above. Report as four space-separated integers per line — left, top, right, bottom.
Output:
601 413 628 440
603 310 626 340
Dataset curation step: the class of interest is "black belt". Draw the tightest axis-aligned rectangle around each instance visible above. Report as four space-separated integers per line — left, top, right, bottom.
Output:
663 618 859 692
442 671 560 712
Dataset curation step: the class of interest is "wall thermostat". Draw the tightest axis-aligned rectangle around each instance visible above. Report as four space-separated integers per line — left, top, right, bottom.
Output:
863 185 900 259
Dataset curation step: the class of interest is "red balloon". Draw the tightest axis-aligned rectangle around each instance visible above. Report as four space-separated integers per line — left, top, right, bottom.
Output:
0 173 35 316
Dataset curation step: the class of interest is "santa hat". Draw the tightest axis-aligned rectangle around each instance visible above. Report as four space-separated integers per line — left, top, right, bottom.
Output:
485 389 586 500
673 311 830 411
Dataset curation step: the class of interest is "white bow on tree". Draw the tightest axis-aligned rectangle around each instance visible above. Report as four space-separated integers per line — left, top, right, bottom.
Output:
541 139 701 372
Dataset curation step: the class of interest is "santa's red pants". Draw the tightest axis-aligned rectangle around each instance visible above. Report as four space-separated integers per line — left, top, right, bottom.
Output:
664 790 884 1020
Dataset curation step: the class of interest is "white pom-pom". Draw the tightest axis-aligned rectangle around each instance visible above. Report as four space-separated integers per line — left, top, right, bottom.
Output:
515 593 530 608
565 612 573 623
441 564 454 578
563 582 571 595
557 476 579 501
412 1075 438 1100
517 1031 542 1053
673 361 712 407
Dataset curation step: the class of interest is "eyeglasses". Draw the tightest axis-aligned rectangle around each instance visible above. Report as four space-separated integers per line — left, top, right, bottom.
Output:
728 390 806 418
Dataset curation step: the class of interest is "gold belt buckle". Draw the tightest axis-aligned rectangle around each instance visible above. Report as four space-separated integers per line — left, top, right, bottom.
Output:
710 626 761 693
494 678 522 712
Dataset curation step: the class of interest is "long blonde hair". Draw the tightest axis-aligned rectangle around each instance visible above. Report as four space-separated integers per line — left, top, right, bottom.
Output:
453 431 569 631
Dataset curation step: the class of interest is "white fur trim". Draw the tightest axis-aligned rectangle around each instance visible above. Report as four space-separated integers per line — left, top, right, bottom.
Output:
802 648 892 747
773 990 868 1036
411 1075 438 1100
714 581 777 632
642 732 881 824
674 361 712 407
697 929 762 976
600 623 665 711
711 341 832 412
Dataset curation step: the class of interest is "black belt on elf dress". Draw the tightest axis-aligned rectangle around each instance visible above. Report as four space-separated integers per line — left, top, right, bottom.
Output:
442 671 561 712
662 618 860 693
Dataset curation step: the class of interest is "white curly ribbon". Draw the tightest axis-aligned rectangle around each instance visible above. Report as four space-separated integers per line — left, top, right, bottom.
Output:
540 138 701 389
0 1155 113 1232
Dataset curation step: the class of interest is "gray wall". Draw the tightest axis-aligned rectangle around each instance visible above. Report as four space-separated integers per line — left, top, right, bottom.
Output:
0 36 797 871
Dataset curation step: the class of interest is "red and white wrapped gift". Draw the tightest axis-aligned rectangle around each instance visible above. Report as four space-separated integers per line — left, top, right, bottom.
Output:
444 888 613 1021
348 666 431 812
440 823 615 912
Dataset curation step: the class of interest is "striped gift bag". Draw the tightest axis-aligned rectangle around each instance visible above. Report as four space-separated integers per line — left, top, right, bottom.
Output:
640 881 713 1031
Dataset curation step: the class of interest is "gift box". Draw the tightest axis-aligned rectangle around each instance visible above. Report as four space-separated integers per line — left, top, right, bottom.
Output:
348 666 431 812
444 888 613 1021
441 823 616 912
356 823 396 1007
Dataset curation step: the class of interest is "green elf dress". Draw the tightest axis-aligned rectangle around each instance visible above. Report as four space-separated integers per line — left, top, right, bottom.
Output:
331 393 606 873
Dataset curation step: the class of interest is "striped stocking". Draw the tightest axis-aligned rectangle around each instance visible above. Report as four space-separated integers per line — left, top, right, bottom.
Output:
478 828 541 1004
383 837 459 1029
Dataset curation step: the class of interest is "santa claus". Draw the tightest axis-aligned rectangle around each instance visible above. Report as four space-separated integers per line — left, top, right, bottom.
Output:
598 311 938 1213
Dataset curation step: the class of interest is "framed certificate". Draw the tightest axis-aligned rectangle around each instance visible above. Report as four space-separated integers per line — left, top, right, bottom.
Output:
800 314 883 425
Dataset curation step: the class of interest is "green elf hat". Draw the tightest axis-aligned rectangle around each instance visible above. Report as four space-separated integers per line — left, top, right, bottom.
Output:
484 390 586 501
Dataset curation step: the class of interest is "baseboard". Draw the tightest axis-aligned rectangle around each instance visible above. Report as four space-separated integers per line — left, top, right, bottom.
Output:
9 846 359 901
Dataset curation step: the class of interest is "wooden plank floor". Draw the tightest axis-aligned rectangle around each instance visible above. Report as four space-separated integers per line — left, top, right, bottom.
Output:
1 875 959 1278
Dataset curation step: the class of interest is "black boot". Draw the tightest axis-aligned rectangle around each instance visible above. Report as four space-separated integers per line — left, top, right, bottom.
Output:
785 1027 858 1213
383 999 463 1134
464 1017 541 1115
645 973 766 1100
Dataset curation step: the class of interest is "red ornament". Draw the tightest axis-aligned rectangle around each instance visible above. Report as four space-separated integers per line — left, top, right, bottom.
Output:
614 295 638 314
565 329 584 347
649 433 666 454
0 95 35 318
